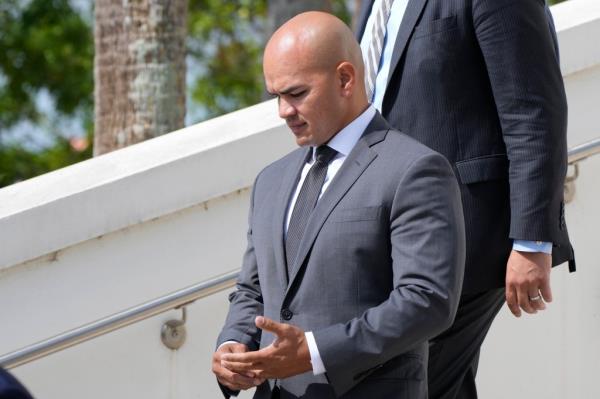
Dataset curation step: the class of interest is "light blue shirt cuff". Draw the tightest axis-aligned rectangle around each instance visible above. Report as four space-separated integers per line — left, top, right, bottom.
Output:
513 240 553 255
305 331 326 375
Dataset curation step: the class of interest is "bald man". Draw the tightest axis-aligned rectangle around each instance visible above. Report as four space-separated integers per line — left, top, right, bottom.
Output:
212 12 465 399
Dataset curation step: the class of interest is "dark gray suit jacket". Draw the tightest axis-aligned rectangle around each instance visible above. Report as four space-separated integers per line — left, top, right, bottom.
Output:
217 113 465 398
357 0 575 293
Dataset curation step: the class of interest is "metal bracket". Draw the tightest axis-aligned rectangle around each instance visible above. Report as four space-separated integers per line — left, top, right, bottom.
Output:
161 307 187 350
564 163 579 204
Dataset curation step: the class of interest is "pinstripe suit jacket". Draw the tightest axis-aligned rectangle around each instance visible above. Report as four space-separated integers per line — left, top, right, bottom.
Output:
357 0 575 293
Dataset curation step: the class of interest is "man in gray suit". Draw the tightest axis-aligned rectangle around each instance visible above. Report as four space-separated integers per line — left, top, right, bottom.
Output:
212 12 465 399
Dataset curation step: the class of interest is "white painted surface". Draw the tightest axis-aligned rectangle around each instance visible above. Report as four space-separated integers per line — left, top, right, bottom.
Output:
1 191 253 398
0 100 290 271
478 155 600 399
0 101 292 398
554 0 600 76
0 2 599 398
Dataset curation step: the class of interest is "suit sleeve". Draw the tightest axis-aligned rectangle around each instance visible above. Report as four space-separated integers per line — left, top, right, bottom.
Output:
473 0 568 242
215 178 265 398
216 177 264 350
312 153 466 396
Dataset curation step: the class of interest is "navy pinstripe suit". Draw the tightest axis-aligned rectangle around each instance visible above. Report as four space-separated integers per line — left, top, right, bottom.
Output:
357 0 575 397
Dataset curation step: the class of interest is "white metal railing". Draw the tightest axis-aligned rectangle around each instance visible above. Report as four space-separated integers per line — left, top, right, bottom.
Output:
1 137 599 371
567 137 600 164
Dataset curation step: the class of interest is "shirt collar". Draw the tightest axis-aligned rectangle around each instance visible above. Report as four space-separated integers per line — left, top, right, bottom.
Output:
311 105 376 160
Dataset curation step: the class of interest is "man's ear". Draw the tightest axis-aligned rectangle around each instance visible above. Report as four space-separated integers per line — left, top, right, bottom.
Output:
337 61 356 97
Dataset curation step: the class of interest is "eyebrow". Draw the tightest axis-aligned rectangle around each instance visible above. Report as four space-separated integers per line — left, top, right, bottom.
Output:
268 85 304 96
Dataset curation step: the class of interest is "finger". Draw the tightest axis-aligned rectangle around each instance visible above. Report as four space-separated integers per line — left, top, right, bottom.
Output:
517 284 536 314
528 289 546 311
506 286 521 317
222 349 268 365
220 366 260 387
255 378 267 386
216 342 247 356
256 316 287 336
540 279 553 303
230 344 249 353
214 355 256 379
222 361 272 381
220 377 259 392
230 371 263 388
222 359 262 373
217 376 247 391
216 366 259 390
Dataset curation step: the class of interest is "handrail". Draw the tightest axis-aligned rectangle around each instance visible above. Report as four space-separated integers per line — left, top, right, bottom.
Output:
0 270 240 370
568 137 600 164
1 138 600 371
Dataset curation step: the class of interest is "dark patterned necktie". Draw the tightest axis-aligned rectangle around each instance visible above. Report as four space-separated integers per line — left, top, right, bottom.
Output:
285 145 338 275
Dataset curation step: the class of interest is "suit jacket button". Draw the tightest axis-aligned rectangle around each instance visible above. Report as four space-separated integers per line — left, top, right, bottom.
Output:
281 309 293 321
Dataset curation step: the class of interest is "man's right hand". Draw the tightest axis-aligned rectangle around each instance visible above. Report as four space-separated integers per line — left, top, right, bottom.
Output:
212 342 265 391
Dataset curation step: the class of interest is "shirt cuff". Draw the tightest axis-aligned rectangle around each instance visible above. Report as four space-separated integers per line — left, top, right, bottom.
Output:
217 340 239 350
513 240 553 255
305 331 326 375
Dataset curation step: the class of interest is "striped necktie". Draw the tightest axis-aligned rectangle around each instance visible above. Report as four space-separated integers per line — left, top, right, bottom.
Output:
365 0 395 102
285 145 338 275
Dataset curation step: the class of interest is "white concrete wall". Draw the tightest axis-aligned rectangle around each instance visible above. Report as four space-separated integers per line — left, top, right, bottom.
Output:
0 100 292 399
0 1 599 398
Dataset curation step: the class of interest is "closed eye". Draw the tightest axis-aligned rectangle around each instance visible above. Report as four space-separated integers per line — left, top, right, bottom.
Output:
290 90 306 98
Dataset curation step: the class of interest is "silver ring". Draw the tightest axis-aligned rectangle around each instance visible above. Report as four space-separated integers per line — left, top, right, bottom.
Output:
529 295 542 301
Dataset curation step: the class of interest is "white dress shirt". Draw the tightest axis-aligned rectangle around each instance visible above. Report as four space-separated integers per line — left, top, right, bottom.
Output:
360 0 410 111
285 106 376 232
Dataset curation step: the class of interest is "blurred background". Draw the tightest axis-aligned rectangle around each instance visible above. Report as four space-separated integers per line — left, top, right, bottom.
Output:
0 0 566 188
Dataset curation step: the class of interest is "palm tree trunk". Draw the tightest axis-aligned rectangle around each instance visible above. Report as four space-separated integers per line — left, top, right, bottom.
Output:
94 0 188 155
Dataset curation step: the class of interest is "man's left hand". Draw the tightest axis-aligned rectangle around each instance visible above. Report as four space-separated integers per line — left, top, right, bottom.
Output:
220 316 312 379
505 250 552 317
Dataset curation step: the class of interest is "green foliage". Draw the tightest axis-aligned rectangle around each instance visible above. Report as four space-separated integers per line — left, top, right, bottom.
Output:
332 0 353 25
187 0 269 120
187 0 351 121
0 0 93 129
0 0 351 187
0 0 570 188
0 0 94 188
0 133 93 187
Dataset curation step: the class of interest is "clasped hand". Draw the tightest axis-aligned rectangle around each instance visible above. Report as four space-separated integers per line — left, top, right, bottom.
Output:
215 316 312 391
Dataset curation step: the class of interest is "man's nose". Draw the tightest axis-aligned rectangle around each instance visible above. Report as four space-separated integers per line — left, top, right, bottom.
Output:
278 98 296 119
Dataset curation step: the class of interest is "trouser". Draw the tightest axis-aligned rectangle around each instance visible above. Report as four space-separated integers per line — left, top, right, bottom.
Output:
428 288 506 399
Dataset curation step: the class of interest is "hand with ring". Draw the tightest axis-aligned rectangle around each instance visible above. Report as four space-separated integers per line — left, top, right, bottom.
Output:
505 250 552 317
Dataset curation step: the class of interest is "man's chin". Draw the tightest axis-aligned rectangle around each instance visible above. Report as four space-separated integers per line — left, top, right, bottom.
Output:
294 136 313 147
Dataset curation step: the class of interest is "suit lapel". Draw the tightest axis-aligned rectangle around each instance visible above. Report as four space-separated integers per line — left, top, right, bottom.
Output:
387 0 428 87
285 113 390 293
271 147 311 288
